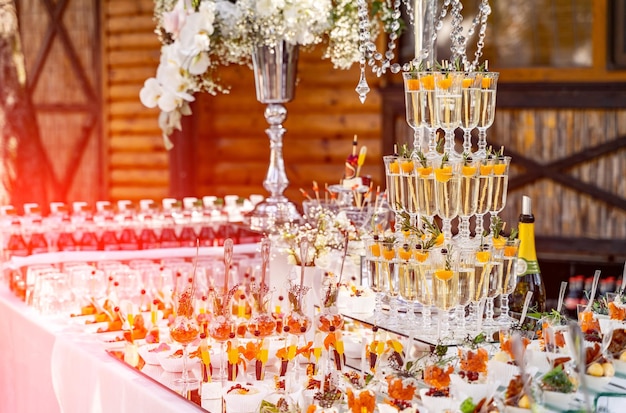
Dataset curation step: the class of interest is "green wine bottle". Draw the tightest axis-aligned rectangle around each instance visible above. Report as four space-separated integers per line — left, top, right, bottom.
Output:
510 196 546 314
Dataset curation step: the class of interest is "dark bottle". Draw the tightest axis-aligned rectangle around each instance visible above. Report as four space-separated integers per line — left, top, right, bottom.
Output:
510 196 546 315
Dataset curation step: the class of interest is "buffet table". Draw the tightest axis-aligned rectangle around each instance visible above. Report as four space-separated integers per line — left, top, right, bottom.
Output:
0 285 206 413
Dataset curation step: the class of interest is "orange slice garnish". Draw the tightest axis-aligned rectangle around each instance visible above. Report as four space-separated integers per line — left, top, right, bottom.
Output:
420 74 435 90
382 247 395 260
398 248 412 261
401 160 414 173
388 161 400 174
492 237 506 249
435 269 453 281
437 77 452 90
369 243 381 257
493 163 507 175
462 165 477 177
414 251 429 262
435 166 453 182
406 79 420 91
504 245 518 257
417 166 433 177
476 251 491 263
481 77 492 88
479 164 493 175
462 78 474 88
434 233 444 246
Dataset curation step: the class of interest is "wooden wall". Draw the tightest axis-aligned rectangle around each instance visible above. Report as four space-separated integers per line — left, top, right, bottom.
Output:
104 0 384 207
105 0 169 202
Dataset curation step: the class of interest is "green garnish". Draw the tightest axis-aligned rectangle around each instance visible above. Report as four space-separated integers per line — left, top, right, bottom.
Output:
541 365 575 393
460 397 476 413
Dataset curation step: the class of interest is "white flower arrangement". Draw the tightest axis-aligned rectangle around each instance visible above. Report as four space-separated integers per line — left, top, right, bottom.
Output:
279 208 360 266
140 0 400 148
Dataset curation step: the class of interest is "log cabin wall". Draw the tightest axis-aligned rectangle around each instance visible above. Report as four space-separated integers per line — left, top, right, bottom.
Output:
104 0 384 207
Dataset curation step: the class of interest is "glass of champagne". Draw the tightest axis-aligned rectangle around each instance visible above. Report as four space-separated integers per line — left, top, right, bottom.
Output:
418 70 439 158
384 155 403 231
474 157 494 242
495 238 520 327
431 245 459 341
433 155 461 241
482 243 505 331
415 150 438 225
399 153 419 225
474 71 499 159
381 239 400 327
412 244 434 336
434 70 463 159
403 71 426 152
460 71 481 155
397 239 418 328
365 235 385 324
458 154 479 242
469 244 492 331
489 155 511 231
455 247 477 333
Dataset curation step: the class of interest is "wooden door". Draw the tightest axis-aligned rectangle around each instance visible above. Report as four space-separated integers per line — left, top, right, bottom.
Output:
16 0 102 208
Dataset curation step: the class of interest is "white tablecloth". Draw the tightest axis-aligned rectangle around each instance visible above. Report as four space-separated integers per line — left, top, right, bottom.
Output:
0 286 206 413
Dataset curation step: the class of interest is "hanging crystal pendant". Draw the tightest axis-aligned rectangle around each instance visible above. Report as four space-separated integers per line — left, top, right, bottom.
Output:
355 66 370 103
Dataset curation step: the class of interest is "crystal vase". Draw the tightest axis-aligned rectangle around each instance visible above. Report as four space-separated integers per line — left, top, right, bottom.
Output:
248 41 302 232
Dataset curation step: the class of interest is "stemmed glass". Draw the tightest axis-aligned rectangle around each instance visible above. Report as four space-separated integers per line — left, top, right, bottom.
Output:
488 155 511 232
170 287 201 385
458 154 479 242
415 151 438 227
473 157 494 241
397 239 418 327
383 154 402 232
399 154 419 226
468 244 491 331
284 280 311 379
430 245 459 341
460 71 481 155
474 71 499 159
496 238 521 327
403 71 426 152
418 70 439 159
482 243 505 331
433 155 461 241
207 239 236 382
434 70 463 159
412 244 434 337
365 235 386 324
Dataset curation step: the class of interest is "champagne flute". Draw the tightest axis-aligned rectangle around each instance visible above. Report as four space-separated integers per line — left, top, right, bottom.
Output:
403 71 426 153
399 155 419 225
469 244 492 331
455 247 477 333
397 239 418 327
434 70 463 159
418 70 439 159
381 239 400 328
474 71 499 159
415 150 438 226
433 156 461 242
488 155 511 232
473 157 494 242
460 71 481 155
412 244 434 337
495 238 520 327
383 155 403 232
431 245 459 341
458 154 479 242
482 243 505 331
365 235 386 324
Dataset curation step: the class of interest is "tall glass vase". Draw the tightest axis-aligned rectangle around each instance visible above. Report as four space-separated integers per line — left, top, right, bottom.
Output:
248 41 302 232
